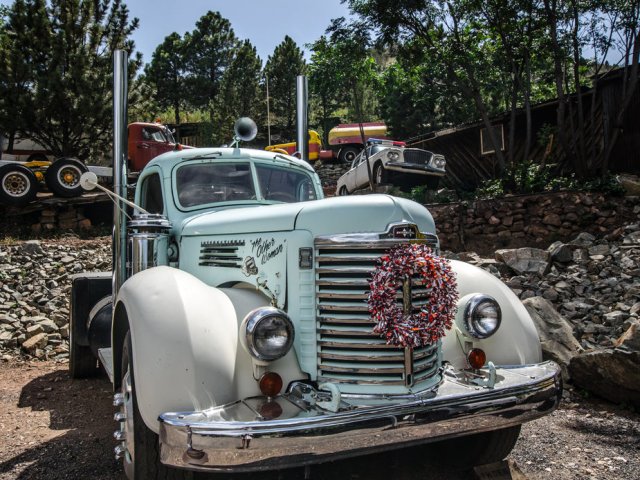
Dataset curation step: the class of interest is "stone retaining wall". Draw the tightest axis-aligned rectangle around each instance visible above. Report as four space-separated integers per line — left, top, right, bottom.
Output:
428 192 640 253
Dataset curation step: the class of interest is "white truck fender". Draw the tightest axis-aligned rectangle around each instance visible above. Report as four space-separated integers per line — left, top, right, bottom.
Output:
441 260 542 368
115 266 305 433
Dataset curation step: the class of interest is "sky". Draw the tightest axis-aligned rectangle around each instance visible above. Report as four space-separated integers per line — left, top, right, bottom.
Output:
0 0 352 65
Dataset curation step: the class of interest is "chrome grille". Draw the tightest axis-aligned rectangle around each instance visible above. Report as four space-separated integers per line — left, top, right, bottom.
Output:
403 148 431 165
199 240 244 268
315 235 440 386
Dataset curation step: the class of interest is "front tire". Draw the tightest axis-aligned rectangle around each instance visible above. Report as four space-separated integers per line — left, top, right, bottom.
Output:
119 331 189 479
45 158 88 197
338 186 348 196
373 162 388 185
433 425 521 467
0 164 38 206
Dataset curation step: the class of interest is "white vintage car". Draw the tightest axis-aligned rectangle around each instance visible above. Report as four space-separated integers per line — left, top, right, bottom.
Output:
70 143 562 479
336 139 446 195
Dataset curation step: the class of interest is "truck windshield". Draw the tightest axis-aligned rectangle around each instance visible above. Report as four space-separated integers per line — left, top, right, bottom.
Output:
175 161 317 208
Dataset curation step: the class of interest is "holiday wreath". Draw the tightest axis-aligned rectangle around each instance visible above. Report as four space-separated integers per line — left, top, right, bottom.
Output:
367 243 458 348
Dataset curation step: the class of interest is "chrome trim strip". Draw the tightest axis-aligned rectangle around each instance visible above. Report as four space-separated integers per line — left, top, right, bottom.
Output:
158 362 562 472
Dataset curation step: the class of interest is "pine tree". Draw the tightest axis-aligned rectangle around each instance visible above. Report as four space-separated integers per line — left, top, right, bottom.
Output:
0 0 141 159
214 39 264 144
263 36 306 141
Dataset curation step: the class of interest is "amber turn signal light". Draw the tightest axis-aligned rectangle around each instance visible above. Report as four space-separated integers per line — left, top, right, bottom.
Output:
259 372 283 397
467 348 487 369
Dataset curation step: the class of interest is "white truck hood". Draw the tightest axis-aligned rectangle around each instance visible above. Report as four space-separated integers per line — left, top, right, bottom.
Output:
180 195 436 237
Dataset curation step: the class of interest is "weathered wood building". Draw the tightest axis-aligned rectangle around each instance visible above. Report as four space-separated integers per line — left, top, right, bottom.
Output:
409 68 640 190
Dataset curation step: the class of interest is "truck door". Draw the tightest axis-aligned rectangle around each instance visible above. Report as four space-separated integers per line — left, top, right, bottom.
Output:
130 125 176 171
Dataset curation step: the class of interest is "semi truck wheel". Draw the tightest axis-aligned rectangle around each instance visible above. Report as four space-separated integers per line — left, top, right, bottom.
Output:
118 331 189 480
338 146 360 164
45 158 88 197
0 163 38 206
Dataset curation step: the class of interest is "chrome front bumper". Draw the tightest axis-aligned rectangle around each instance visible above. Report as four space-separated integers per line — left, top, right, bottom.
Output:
159 361 561 472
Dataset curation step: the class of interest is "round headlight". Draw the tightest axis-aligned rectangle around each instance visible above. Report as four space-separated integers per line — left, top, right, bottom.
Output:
243 307 294 361
463 295 501 339
387 150 400 160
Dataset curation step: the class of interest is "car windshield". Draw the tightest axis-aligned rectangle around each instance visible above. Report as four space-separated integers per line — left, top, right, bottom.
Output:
163 126 176 144
175 161 317 208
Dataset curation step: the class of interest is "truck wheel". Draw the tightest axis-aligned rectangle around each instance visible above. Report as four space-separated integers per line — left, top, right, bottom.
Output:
69 339 99 378
338 186 348 196
118 331 189 480
0 164 38 206
338 146 360 164
373 163 388 185
433 425 521 467
45 158 88 197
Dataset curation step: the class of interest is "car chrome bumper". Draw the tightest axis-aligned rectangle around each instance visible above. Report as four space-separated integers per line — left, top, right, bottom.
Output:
158 361 561 472
385 161 445 176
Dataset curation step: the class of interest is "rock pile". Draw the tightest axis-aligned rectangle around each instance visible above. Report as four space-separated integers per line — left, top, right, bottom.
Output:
0 237 111 361
449 222 640 406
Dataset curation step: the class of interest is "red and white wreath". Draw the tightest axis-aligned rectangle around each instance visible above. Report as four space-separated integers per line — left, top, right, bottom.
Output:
367 244 458 348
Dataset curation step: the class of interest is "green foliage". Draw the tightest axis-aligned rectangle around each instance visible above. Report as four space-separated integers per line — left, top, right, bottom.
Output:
264 36 306 141
144 32 187 126
213 39 264 145
183 11 238 118
474 162 625 199
0 0 141 159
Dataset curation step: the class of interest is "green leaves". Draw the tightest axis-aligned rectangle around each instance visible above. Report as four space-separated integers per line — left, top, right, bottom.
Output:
0 0 141 159
264 36 306 141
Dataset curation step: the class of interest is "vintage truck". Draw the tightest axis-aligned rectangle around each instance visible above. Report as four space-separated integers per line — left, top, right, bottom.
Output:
69 52 561 479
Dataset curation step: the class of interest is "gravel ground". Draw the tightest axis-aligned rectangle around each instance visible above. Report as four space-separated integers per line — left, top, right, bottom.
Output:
0 361 638 480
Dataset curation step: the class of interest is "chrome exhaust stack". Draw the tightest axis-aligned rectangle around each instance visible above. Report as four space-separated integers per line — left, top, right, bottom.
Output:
296 75 309 161
113 50 128 295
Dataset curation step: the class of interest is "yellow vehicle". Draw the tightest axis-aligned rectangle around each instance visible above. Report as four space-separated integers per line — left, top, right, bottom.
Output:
265 130 325 160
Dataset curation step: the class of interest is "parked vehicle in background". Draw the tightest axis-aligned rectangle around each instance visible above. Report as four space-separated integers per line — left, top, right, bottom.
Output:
328 122 390 163
265 123 391 164
265 130 331 161
0 122 190 207
1 133 54 163
336 139 447 195
128 122 191 172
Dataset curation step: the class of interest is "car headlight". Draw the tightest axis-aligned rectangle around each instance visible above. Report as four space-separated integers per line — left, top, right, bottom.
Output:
386 150 400 161
242 307 294 361
429 155 446 170
462 294 501 339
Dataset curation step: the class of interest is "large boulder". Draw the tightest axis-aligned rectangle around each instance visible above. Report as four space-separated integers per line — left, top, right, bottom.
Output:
523 296 583 380
495 247 549 275
569 349 640 408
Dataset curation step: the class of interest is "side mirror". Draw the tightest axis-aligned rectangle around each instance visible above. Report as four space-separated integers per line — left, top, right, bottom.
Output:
80 171 99 191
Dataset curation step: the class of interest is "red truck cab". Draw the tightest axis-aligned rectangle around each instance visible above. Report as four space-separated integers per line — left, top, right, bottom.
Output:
128 122 184 172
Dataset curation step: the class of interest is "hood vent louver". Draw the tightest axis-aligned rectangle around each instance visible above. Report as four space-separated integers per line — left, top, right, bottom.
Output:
199 240 244 268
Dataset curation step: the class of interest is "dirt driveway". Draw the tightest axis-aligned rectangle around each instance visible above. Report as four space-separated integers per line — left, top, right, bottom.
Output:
1 361 638 480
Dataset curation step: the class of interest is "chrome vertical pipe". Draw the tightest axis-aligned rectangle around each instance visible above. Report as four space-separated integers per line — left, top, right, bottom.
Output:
296 75 309 161
113 50 128 295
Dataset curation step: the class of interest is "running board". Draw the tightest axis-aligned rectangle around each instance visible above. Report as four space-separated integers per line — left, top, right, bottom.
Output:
98 347 114 383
